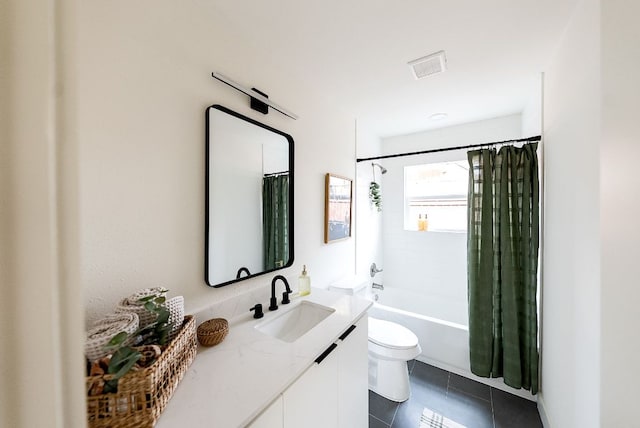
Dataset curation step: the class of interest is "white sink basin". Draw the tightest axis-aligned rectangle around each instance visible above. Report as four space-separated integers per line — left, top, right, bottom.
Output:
255 301 335 342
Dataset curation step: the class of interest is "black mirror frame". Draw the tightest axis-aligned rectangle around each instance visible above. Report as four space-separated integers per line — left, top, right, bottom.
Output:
205 104 295 287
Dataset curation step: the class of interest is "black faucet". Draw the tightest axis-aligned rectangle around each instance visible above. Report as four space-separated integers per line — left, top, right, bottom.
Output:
270 275 292 311
250 303 264 319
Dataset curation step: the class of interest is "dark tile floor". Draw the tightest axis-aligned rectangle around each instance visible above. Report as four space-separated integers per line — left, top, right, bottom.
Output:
369 360 543 428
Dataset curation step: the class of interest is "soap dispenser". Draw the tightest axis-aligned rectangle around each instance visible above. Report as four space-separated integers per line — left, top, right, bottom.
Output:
299 265 311 296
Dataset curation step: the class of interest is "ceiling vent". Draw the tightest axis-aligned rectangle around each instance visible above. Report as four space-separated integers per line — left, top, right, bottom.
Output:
408 50 447 79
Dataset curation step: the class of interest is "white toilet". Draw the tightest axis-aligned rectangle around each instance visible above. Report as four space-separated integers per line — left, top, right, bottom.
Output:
329 279 422 402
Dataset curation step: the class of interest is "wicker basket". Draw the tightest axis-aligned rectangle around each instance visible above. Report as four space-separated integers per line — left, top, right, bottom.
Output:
197 318 229 347
86 315 197 428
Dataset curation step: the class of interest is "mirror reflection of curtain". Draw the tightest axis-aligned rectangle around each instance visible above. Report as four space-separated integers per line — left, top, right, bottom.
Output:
263 174 289 270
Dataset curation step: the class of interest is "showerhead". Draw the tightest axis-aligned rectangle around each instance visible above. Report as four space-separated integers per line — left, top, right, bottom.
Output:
372 163 387 174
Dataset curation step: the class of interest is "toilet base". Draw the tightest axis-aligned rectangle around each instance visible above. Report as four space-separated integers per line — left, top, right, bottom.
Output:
368 354 411 402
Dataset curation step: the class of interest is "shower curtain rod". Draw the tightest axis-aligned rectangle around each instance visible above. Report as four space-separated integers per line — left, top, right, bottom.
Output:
263 171 289 177
356 135 541 162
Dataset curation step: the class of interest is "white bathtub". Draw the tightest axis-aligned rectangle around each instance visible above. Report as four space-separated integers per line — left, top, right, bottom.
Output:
367 285 471 375
367 285 536 401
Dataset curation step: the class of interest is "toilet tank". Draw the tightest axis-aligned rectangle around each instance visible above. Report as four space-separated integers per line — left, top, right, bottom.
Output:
328 276 370 297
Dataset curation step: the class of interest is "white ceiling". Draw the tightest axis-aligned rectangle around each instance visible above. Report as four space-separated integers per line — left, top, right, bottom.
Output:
214 0 578 139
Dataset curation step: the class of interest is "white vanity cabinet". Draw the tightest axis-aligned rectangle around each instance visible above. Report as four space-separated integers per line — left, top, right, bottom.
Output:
336 316 368 428
247 316 368 428
283 341 339 427
248 395 283 428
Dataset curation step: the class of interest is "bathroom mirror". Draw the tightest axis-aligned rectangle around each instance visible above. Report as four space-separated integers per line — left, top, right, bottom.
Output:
205 105 294 287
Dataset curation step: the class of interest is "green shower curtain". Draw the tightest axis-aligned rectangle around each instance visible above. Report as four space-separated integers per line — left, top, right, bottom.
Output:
467 143 539 394
263 174 289 270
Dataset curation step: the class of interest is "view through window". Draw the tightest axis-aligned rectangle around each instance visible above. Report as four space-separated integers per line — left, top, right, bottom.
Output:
404 160 469 233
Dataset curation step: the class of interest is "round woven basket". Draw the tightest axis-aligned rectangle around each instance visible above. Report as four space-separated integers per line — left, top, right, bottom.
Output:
114 287 167 328
85 313 139 362
197 318 229 347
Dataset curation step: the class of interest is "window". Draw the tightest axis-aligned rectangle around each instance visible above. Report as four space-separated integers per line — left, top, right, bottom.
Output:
404 160 469 233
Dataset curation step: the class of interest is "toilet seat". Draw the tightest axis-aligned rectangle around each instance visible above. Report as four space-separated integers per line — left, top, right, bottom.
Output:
368 317 419 350
367 318 421 362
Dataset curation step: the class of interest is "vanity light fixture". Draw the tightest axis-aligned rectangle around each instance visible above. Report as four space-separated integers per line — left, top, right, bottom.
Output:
211 72 299 120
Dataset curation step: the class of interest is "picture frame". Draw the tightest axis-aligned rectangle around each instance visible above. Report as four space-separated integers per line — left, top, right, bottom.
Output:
324 173 353 243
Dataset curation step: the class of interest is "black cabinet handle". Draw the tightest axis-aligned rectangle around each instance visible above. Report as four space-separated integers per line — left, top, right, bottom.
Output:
314 324 357 364
338 324 357 341
315 343 338 364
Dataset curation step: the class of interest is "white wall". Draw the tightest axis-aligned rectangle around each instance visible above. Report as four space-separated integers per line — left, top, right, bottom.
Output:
78 1 356 325
381 115 522 155
521 74 543 137
541 0 601 426
600 0 640 425
355 127 383 283
377 115 522 324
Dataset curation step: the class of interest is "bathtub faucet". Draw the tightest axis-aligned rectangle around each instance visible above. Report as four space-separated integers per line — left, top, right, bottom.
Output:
372 282 384 290
370 263 383 278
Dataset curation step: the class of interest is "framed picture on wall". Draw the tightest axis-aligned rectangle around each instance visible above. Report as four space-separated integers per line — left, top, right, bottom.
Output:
324 173 353 243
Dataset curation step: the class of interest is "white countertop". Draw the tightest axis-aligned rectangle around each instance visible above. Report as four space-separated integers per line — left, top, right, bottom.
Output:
156 288 372 428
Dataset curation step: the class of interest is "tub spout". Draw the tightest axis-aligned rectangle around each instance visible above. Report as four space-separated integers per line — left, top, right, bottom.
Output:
372 282 384 290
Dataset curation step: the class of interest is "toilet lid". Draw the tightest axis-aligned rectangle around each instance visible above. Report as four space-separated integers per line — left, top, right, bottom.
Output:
368 318 419 350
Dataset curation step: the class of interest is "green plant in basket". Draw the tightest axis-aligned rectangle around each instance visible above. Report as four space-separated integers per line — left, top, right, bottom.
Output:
101 290 174 394
136 292 172 346
102 332 142 393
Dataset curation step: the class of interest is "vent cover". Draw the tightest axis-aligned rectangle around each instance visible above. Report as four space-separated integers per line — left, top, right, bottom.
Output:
408 50 447 79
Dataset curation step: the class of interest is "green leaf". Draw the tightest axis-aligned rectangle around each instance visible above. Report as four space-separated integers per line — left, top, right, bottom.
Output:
138 295 156 303
156 308 170 325
144 301 156 312
103 379 119 394
108 347 141 380
154 296 166 305
136 325 155 336
106 331 129 349
157 328 170 346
